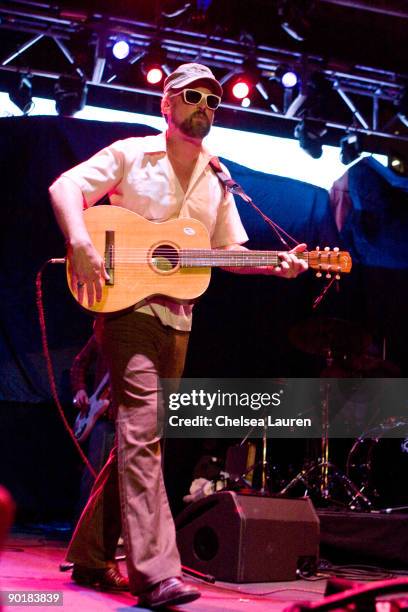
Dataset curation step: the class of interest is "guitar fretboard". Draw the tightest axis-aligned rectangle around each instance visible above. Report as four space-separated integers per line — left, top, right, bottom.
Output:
180 249 307 268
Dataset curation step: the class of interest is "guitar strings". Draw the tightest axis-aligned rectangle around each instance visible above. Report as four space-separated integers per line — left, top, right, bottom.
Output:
95 247 343 257
103 247 285 265
95 249 345 267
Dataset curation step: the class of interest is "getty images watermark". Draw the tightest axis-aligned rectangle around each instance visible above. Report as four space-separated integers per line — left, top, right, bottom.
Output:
159 378 408 438
167 387 311 430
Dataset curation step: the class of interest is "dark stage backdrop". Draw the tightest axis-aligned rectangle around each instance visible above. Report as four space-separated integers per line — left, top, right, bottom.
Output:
0 115 407 521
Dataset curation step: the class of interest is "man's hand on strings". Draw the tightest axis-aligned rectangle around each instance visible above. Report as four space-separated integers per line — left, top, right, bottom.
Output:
68 241 110 307
218 242 308 278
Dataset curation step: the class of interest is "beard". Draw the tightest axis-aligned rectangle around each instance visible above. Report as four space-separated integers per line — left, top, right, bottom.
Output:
177 111 211 138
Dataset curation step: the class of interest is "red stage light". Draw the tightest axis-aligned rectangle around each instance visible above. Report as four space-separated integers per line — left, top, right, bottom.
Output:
232 80 250 100
146 66 164 85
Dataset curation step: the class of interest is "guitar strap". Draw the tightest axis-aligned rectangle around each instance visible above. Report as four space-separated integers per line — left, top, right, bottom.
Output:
209 157 340 309
209 157 252 203
209 156 298 247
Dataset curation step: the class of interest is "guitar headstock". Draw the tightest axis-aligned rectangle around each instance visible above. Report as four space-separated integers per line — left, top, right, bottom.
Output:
308 247 352 279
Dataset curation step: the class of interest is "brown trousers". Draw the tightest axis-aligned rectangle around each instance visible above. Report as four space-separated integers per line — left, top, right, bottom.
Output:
66 312 190 594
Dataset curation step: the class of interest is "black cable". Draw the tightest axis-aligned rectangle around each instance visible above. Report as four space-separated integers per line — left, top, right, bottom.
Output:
317 560 395 581
183 576 324 598
35 258 97 479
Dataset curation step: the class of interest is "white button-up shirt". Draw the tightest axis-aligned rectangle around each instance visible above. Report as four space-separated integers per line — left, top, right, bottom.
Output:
61 131 248 330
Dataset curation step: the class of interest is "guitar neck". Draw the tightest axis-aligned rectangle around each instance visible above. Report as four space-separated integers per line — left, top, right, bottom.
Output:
180 249 302 268
92 372 110 400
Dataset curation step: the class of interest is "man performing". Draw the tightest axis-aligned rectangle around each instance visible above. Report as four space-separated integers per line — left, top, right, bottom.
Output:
49 63 307 608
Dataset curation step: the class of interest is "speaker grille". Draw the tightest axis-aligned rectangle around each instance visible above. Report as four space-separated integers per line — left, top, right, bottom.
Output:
193 526 219 561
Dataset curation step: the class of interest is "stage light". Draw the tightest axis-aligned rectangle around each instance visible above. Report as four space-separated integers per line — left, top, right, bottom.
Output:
294 119 326 159
339 133 361 165
232 79 250 100
112 40 130 60
141 42 166 86
54 76 88 116
241 97 251 108
229 56 260 102
282 71 298 88
389 153 407 176
276 65 298 88
9 74 33 113
145 65 164 85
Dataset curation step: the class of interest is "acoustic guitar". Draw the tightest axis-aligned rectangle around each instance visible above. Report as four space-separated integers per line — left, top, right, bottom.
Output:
67 205 352 314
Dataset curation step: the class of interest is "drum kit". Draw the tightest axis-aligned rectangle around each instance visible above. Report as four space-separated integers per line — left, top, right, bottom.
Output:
286 316 408 511
236 316 407 512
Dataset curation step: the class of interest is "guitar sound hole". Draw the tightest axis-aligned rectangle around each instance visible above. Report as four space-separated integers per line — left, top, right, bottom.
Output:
151 244 179 272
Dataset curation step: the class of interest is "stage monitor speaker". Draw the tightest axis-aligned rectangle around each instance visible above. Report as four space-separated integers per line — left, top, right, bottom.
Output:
176 491 319 582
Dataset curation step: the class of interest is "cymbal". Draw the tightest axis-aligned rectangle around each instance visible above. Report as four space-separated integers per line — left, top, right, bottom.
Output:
289 317 372 356
349 354 400 376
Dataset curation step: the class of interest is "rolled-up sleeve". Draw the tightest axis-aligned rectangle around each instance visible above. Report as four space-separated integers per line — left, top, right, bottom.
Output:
60 140 125 207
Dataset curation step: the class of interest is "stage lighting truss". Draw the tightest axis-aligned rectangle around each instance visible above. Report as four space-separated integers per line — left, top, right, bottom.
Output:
0 0 407 149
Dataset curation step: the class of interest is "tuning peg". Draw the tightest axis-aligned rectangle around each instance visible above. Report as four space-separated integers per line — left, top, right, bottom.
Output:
326 273 332 279
334 247 339 252
316 272 322 278
324 246 330 252
335 274 341 280
315 246 320 251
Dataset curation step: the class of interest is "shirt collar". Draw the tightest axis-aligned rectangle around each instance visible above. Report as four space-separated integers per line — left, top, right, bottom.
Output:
141 132 167 153
141 131 213 161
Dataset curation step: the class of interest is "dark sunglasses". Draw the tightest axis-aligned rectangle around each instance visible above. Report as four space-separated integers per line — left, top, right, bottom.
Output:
170 88 221 110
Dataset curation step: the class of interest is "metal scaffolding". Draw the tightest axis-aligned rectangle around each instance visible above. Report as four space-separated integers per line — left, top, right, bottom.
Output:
0 0 407 147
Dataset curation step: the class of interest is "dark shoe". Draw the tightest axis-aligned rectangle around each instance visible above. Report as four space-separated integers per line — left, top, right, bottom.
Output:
138 577 200 609
72 564 129 591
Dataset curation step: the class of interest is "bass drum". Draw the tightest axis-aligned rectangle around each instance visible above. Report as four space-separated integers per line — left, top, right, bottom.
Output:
347 419 408 509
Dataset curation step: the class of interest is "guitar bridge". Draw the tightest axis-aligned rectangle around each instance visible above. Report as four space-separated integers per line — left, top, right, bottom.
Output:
104 230 114 286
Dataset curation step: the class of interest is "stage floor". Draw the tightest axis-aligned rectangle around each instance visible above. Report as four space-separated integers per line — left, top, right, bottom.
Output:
1 532 328 611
